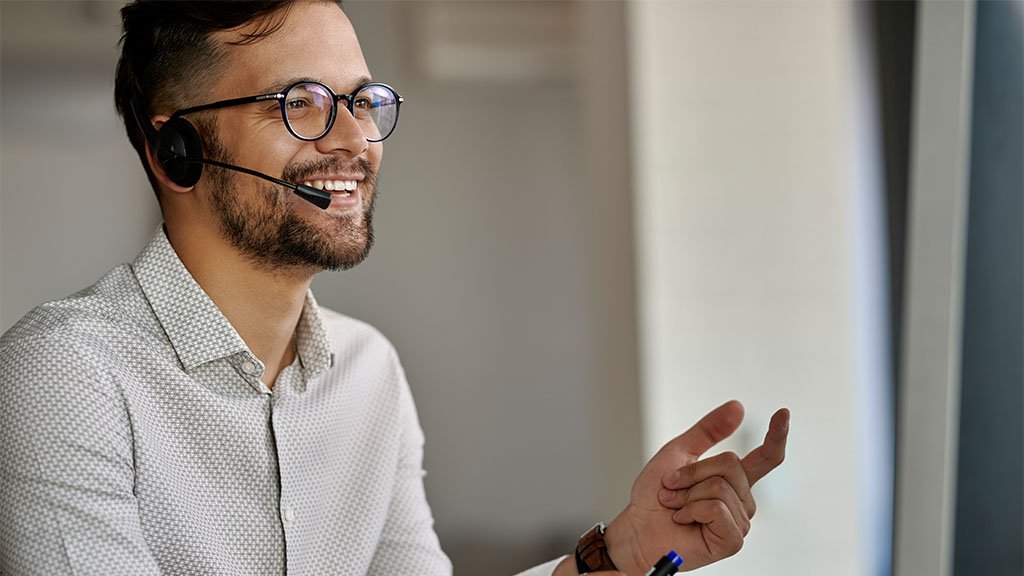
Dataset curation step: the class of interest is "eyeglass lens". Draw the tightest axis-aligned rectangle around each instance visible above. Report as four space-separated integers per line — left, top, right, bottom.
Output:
284 83 399 142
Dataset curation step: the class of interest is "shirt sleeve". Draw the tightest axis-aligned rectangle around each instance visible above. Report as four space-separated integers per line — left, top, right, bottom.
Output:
0 335 161 576
366 350 454 576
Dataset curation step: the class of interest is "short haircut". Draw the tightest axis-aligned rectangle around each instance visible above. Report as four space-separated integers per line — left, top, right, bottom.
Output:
113 0 341 197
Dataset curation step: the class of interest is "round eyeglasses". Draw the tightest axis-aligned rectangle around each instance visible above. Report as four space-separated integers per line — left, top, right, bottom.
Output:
170 81 404 143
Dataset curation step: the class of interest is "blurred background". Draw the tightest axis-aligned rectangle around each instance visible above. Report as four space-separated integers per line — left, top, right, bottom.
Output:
1 1 1020 575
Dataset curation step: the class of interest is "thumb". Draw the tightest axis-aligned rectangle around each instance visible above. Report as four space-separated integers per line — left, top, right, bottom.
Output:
653 400 744 463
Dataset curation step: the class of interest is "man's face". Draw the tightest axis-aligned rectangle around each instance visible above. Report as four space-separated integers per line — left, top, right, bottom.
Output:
196 2 382 272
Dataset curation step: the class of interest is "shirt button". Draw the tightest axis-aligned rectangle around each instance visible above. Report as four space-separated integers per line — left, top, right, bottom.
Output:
282 507 296 523
240 360 257 375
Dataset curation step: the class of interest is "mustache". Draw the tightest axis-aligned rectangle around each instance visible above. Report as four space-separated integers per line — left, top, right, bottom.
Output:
281 157 377 188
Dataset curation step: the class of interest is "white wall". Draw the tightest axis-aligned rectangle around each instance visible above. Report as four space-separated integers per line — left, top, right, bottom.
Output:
629 1 891 574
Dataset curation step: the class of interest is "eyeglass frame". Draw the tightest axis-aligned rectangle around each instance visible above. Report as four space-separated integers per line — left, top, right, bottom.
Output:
169 80 405 143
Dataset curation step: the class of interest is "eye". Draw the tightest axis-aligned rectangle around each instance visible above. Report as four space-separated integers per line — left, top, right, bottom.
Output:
286 98 311 110
353 97 373 110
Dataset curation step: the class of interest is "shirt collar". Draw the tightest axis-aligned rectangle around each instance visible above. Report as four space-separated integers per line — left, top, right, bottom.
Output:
131 226 335 379
132 226 248 371
295 291 334 380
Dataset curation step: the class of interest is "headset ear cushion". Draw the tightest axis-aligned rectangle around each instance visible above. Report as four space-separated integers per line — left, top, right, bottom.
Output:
154 117 203 188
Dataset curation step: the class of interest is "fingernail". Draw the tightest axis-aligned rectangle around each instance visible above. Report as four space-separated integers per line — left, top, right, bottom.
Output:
782 412 790 431
659 488 675 503
671 469 681 484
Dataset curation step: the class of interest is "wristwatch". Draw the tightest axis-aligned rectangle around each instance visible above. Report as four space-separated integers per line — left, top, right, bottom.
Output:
575 522 618 573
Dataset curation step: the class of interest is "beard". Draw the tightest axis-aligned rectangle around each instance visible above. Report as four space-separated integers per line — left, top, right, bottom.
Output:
201 125 378 273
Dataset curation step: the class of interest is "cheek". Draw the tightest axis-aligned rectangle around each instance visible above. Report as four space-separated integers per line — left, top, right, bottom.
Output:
242 139 304 179
217 113 302 173
368 142 383 167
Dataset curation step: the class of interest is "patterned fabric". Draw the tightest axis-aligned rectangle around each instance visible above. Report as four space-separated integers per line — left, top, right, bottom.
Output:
0 226 461 575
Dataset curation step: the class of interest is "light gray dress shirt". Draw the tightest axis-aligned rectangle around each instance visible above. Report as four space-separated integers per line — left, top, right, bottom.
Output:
0 227 564 575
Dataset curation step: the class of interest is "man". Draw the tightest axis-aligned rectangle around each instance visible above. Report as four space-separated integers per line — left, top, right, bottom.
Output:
0 1 789 575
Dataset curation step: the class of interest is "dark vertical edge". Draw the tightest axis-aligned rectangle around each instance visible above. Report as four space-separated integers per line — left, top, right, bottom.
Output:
867 2 918 574
953 1 1024 574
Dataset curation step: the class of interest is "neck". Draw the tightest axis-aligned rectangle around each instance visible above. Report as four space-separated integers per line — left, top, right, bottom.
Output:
165 221 313 389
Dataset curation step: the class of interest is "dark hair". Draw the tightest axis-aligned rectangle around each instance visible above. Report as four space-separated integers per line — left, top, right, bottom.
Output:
113 0 340 197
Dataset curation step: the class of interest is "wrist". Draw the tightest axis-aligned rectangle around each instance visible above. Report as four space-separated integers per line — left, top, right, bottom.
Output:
605 512 647 576
553 555 580 576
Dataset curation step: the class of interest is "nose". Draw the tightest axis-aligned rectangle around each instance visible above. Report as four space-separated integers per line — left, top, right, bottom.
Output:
314 104 368 157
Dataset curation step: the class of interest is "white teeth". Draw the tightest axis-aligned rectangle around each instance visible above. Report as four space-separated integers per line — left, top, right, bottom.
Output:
302 179 358 193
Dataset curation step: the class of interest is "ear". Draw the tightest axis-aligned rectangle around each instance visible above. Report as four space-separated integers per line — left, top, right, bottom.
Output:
144 115 196 194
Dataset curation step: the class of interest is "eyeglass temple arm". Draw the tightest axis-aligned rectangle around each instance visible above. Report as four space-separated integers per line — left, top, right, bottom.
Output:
172 93 283 118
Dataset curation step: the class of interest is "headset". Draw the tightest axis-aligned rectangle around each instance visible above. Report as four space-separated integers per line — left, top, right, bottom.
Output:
129 93 332 209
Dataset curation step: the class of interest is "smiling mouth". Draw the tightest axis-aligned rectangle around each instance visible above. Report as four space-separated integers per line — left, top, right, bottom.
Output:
301 179 358 194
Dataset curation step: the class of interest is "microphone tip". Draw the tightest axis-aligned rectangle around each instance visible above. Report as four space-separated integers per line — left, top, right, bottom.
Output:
295 183 332 210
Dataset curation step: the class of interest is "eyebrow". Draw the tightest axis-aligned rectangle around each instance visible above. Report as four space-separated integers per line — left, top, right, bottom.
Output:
259 75 375 94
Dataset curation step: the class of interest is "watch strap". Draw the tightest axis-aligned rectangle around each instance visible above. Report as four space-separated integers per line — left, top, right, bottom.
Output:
575 522 617 573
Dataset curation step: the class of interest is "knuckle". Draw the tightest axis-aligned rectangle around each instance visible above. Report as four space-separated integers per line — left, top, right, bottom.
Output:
722 451 741 467
707 475 730 494
678 487 691 505
672 508 687 524
681 465 698 485
713 499 731 518
729 535 744 556
748 498 758 518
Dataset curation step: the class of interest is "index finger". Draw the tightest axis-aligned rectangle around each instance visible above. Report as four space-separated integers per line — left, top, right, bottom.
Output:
654 400 745 463
741 408 789 485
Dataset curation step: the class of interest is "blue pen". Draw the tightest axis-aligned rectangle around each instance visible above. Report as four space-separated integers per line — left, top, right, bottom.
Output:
643 551 684 576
